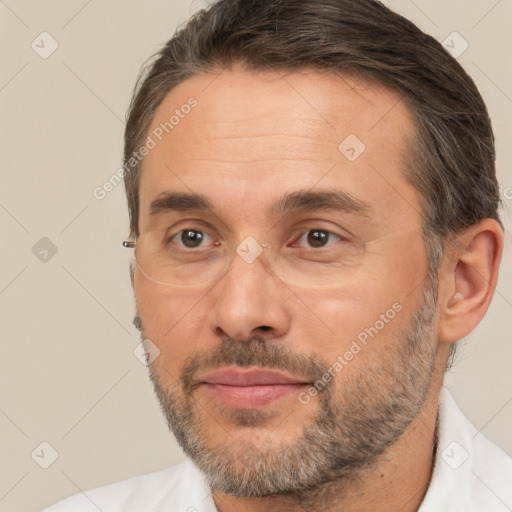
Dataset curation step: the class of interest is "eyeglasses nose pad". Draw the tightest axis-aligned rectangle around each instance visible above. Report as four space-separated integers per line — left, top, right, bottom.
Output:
223 242 277 278
221 241 263 266
175 242 274 289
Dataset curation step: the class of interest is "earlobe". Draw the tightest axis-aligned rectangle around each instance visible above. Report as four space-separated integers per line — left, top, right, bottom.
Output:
437 219 503 343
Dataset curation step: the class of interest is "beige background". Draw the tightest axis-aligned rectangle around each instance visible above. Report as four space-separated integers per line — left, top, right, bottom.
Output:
0 1 511 511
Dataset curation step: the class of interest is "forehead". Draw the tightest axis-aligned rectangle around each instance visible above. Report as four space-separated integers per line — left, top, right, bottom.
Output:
137 66 422 232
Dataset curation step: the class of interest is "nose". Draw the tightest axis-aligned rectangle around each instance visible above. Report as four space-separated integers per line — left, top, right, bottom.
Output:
207 248 292 342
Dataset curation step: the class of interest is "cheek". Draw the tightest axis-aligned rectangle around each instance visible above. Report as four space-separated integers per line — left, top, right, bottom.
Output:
134 272 208 371
293 287 405 354
290 292 410 391
290 243 426 359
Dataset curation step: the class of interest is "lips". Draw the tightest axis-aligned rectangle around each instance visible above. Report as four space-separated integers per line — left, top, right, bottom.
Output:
199 366 311 409
202 367 310 386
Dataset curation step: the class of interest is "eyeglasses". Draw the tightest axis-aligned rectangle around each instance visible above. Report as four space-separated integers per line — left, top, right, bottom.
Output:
123 225 415 289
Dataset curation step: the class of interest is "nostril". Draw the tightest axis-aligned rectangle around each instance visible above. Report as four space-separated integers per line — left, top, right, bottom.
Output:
214 327 226 337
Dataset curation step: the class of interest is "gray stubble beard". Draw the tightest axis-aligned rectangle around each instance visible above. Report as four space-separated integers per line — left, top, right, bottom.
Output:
145 276 439 502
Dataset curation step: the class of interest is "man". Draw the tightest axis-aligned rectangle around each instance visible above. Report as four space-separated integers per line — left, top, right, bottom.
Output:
42 0 512 510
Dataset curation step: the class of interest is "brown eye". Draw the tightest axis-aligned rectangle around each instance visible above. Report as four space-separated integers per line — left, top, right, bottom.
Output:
306 230 330 248
297 229 341 249
176 229 207 248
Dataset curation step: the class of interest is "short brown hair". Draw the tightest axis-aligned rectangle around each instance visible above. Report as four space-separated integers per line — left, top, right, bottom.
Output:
123 0 503 368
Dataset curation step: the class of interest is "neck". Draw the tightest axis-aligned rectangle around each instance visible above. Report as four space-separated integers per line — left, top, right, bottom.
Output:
212 366 444 512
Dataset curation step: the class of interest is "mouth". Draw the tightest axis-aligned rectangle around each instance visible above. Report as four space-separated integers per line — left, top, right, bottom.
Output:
199 366 311 409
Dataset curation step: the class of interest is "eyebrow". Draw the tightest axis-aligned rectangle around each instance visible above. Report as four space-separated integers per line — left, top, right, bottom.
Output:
269 190 371 217
150 192 213 216
149 190 371 218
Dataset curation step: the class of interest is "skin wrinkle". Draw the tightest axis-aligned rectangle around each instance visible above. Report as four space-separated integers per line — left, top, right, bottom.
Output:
177 158 338 163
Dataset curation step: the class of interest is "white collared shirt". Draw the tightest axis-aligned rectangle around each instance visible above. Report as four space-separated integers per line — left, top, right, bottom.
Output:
41 387 512 511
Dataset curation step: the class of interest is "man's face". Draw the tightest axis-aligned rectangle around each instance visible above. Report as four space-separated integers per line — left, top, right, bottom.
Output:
133 67 439 496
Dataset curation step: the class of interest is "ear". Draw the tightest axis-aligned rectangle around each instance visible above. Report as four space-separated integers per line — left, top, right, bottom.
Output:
437 219 503 343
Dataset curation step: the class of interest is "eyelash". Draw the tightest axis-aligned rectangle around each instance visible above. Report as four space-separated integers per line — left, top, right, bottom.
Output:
168 227 347 250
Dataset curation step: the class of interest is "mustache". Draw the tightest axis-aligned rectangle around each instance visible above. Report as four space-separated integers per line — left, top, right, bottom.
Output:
180 336 330 394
